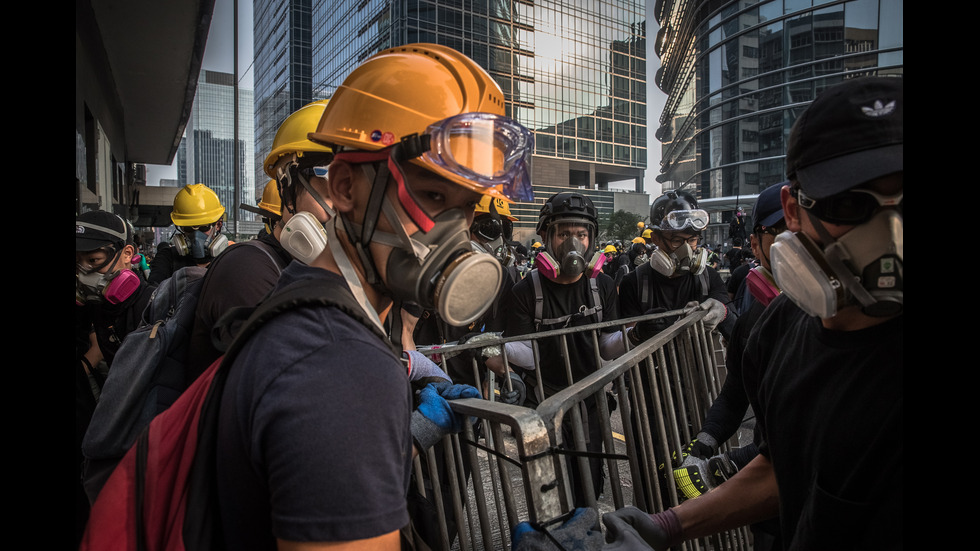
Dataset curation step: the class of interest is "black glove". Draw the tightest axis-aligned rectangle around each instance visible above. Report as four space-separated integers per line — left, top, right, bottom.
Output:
602 507 681 551
681 432 718 460
498 372 526 406
628 308 678 345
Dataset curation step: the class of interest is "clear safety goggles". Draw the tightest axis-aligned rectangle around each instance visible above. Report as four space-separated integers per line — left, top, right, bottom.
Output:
662 209 709 231
423 112 535 202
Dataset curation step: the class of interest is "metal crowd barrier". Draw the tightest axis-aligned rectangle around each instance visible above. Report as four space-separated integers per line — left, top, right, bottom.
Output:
412 307 751 551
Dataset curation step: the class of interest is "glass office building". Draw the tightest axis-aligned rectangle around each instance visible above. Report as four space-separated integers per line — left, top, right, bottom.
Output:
654 0 903 245
309 0 647 237
253 0 315 192
181 70 256 229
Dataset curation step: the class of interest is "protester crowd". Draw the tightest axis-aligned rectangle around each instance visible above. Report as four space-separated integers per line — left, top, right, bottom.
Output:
76 44 902 551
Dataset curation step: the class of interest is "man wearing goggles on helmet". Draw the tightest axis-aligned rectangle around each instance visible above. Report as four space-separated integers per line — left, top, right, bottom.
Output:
606 190 734 510
213 44 531 551
617 190 735 347
604 77 903 550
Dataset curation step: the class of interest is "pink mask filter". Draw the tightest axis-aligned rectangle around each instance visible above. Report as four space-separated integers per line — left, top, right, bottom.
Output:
746 266 780 307
103 269 141 304
587 251 605 279
534 251 560 280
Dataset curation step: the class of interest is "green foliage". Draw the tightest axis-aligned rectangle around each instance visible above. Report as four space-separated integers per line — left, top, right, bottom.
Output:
598 210 646 243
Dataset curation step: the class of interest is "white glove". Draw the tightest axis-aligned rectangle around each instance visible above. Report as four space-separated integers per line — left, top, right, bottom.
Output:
699 298 727 330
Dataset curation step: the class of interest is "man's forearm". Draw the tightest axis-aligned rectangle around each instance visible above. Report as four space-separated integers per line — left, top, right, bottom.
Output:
673 453 780 538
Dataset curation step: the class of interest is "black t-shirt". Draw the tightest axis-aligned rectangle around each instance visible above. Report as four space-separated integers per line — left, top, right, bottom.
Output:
186 235 292 381
78 278 155 368
148 245 201 285
502 271 619 399
217 263 412 548
743 295 903 548
618 263 729 317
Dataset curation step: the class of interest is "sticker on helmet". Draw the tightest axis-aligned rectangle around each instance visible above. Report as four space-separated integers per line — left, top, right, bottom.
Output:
370 130 382 142
381 132 395 146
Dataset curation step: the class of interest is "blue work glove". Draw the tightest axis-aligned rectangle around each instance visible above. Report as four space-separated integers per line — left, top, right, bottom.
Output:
602 507 680 551
411 381 480 450
512 507 603 551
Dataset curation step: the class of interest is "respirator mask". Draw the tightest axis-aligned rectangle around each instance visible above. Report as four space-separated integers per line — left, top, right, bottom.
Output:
333 135 514 328
171 224 228 260
471 214 515 267
534 221 604 281
378 202 503 327
770 191 903 318
649 236 708 277
75 247 140 305
648 208 709 277
273 161 336 265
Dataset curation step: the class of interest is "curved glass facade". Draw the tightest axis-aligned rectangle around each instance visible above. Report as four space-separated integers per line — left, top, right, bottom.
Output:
655 0 902 244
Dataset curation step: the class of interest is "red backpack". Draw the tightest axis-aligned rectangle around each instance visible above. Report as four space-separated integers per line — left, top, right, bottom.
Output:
81 279 390 550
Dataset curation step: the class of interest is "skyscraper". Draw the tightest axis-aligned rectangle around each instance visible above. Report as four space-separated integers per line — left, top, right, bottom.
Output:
253 0 316 191
306 0 647 239
182 69 256 231
653 0 903 245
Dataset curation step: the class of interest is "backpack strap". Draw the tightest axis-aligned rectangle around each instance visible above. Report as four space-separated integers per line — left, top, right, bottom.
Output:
529 269 603 330
637 263 651 313
243 239 289 277
697 270 710 302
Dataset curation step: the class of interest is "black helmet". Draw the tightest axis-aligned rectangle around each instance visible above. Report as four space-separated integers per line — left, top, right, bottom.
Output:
650 190 708 232
536 192 598 236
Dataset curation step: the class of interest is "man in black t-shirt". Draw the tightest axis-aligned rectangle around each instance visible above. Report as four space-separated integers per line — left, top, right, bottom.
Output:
490 191 622 507
605 76 904 551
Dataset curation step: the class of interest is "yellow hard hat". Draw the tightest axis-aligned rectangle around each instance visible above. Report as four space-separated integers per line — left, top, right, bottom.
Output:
532 241 543 249
264 100 334 178
171 184 225 227
474 195 518 221
642 229 653 239
637 221 645 229
632 236 645 244
308 43 532 203
603 244 617 254
258 180 282 217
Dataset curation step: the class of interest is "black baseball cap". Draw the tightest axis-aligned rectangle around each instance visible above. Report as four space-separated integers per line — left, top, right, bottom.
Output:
76 211 131 252
786 76 903 199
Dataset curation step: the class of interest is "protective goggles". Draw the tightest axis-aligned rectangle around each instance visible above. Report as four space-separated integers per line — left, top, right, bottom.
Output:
794 187 903 225
423 112 534 202
76 246 117 274
661 209 709 231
